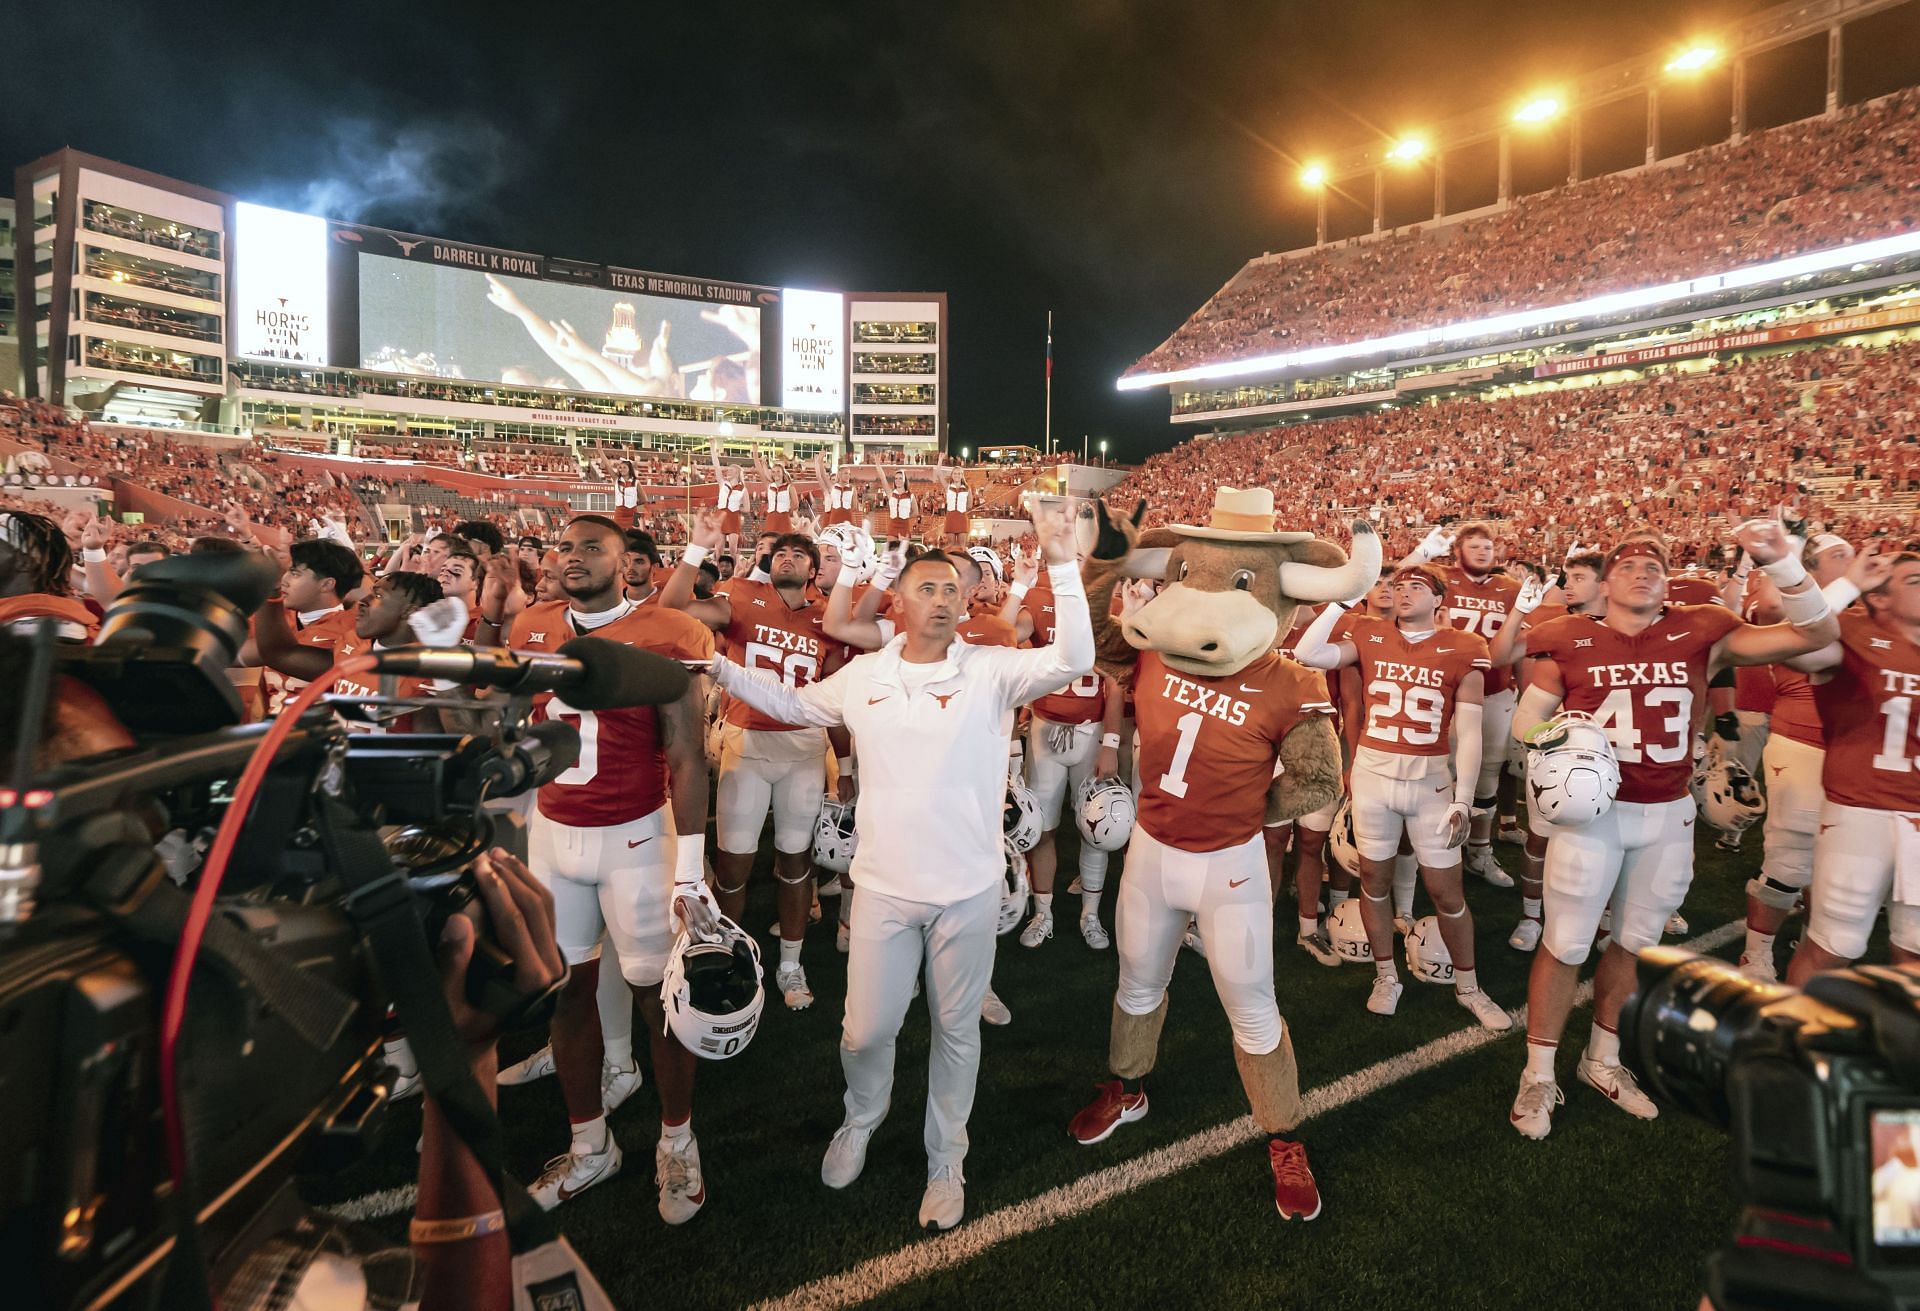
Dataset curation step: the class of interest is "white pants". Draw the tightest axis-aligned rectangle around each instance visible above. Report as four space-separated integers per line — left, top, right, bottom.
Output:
1759 735 1824 895
1116 825 1282 1055
528 806 674 986
716 724 827 855
1731 711 1772 777
1475 688 1516 800
1808 801 1920 960
1541 797 1695 966
1027 713 1112 887
841 883 999 1171
1350 747 1458 867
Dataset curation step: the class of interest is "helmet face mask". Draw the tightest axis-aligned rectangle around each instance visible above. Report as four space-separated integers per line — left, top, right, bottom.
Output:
1327 798 1360 876
1525 711 1621 826
813 797 859 874
1005 780 1042 853
1693 755 1767 835
998 838 1031 935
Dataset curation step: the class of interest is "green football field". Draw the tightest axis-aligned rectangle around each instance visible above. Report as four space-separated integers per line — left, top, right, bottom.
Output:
311 830 1780 1310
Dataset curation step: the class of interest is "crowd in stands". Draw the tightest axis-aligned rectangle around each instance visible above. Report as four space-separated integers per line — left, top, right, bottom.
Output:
1129 87 1920 376
1111 337 1920 562
82 200 219 260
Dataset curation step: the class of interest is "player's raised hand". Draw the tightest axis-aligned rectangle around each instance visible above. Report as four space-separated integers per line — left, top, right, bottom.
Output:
78 509 111 552
1513 571 1547 615
1030 496 1076 565
1846 538 1892 594
1010 542 1040 590
690 507 726 550
1734 518 1792 566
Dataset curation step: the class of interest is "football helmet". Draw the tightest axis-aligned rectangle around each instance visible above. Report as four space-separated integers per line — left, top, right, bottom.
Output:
1694 756 1766 835
1404 915 1454 985
1076 775 1136 852
1005 779 1042 853
1326 898 1372 963
1326 798 1360 876
812 797 859 874
966 544 1006 583
661 915 764 1060
1523 711 1620 826
817 523 877 577
998 838 1031 936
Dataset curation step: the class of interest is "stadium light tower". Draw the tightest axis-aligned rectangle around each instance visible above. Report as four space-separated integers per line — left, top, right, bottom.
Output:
1300 161 1330 246
1505 93 1565 204
1512 95 1562 125
1664 42 1721 74
1385 136 1428 162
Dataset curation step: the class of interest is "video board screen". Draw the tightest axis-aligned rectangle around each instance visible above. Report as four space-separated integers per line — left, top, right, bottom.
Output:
355 255 762 403
233 202 330 363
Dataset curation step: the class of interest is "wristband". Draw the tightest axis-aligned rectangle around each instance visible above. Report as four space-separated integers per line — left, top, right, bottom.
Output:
1010 581 1031 601
837 758 854 777
1101 733 1121 750
410 1211 506 1244
1823 577 1862 613
82 547 108 564
1776 581 1833 629
682 543 710 569
832 568 857 589
672 829 706 887
1758 554 1809 590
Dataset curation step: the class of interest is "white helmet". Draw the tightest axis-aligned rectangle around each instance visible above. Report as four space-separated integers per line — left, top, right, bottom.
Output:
660 916 764 1060
1076 775 1136 852
1326 898 1372 963
1326 797 1360 876
1404 916 1454 985
818 523 876 576
1004 779 1042 854
966 544 1005 582
998 838 1031 936
1523 711 1620 826
1694 756 1766 835
812 797 858 875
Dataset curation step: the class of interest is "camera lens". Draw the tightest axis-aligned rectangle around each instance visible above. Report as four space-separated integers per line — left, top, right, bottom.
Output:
1619 947 1794 1128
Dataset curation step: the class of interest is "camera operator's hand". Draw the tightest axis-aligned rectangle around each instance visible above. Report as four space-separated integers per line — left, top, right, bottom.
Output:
437 849 565 1051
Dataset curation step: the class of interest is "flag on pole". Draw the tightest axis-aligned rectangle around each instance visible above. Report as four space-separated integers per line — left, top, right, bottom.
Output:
1045 315 1053 379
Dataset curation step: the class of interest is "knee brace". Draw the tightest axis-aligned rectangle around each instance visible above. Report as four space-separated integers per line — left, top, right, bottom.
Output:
1110 996 1169 1080
1746 874 1802 913
1234 1030 1302 1135
1077 846 1108 892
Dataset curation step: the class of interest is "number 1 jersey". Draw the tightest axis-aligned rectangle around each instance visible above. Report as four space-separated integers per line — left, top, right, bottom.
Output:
1816 610 1920 812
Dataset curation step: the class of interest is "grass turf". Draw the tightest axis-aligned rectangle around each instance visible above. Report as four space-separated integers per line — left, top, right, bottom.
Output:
307 827 1788 1310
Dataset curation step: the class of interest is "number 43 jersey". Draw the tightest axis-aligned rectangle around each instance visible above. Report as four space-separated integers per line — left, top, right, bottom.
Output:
1526 605 1742 804
1816 610 1920 812
509 599 715 828
1132 649 1334 853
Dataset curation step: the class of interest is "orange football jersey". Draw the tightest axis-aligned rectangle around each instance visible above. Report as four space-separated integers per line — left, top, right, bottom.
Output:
1667 576 1723 606
1526 604 1741 803
0 593 100 641
1442 567 1520 696
1769 665 1823 749
259 607 357 716
714 578 833 732
1133 649 1334 852
329 631 432 734
509 599 714 827
1348 617 1490 757
1815 611 1920 811
1023 572 1105 724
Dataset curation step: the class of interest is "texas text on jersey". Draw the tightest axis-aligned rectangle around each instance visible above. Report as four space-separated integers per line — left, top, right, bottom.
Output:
1442 566 1520 695
1133 649 1334 851
1815 610 1920 812
1525 604 1742 803
714 577 832 732
508 598 715 827
1348 616 1491 756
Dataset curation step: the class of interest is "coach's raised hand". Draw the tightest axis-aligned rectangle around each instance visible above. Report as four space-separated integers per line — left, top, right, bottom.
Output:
1031 496 1076 565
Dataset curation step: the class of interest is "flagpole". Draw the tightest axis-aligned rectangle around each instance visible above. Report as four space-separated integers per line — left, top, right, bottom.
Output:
1044 309 1053 458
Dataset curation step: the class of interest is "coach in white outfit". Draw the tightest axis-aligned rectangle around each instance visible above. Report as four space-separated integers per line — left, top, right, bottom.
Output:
706 499 1092 1230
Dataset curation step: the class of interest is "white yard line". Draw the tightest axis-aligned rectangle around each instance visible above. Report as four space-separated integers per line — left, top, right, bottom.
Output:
746 918 1743 1311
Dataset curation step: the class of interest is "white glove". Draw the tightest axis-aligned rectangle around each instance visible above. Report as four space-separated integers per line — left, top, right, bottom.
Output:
674 882 722 943
408 596 470 648
1512 573 1547 615
872 541 907 592
1408 525 1454 565
1442 802 1472 849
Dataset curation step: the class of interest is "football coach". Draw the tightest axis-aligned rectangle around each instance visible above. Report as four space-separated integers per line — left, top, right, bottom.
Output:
703 496 1093 1231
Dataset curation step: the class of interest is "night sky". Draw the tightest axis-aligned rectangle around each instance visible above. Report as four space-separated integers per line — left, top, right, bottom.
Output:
10 0 1920 461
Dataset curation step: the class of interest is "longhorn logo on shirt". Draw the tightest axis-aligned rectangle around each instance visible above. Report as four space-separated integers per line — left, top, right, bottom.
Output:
931 691 958 709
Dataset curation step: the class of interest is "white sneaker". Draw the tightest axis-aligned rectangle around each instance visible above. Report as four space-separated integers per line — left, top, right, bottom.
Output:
1079 912 1110 950
1507 916 1542 953
602 1061 643 1114
656 1133 705 1225
836 920 850 953
919 1163 965 1231
1296 928 1340 967
389 1070 422 1101
817 875 844 898
1510 1074 1563 1140
1495 822 1526 846
1366 972 1404 1016
981 988 1012 1026
822 1120 877 1189
1738 949 1779 984
1456 987 1514 1032
498 1043 555 1086
1576 1055 1659 1120
1019 909 1053 949
777 962 814 1011
1465 844 1514 888
529 1136 623 1210
1665 911 1688 936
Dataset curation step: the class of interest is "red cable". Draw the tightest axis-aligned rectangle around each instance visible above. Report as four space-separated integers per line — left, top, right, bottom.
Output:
155 654 377 1300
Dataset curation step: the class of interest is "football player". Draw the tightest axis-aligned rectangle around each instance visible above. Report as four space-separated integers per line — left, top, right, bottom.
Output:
1504 524 1837 1139
0 509 100 639
508 515 717 1222
661 510 840 1009
253 571 445 733
1294 565 1512 1028
1784 543 1920 983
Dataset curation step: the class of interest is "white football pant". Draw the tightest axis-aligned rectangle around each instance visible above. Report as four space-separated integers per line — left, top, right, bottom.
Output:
1540 797 1695 965
528 805 675 986
1807 801 1920 960
716 725 827 856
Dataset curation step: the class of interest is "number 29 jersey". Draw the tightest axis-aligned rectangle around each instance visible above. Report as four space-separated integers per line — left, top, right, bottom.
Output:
508 599 715 828
1525 605 1741 804
1133 649 1334 852
1348 616 1490 756
1816 611 1920 812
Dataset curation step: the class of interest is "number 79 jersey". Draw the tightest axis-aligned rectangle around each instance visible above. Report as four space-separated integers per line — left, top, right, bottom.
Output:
1526 605 1742 804
1816 611 1920 812
1133 649 1334 853
508 599 716 828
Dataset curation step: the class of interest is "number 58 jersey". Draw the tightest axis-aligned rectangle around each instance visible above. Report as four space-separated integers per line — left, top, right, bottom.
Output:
1133 649 1334 853
1526 605 1742 804
508 599 716 828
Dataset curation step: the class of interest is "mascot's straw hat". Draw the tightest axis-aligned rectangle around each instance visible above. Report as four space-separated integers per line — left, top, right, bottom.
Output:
1170 487 1313 545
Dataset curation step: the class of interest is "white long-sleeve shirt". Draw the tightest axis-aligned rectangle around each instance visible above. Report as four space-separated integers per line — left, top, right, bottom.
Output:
711 562 1094 905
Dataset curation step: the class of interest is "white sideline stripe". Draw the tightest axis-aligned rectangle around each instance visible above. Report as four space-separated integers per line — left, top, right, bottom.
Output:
748 917 1743 1311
